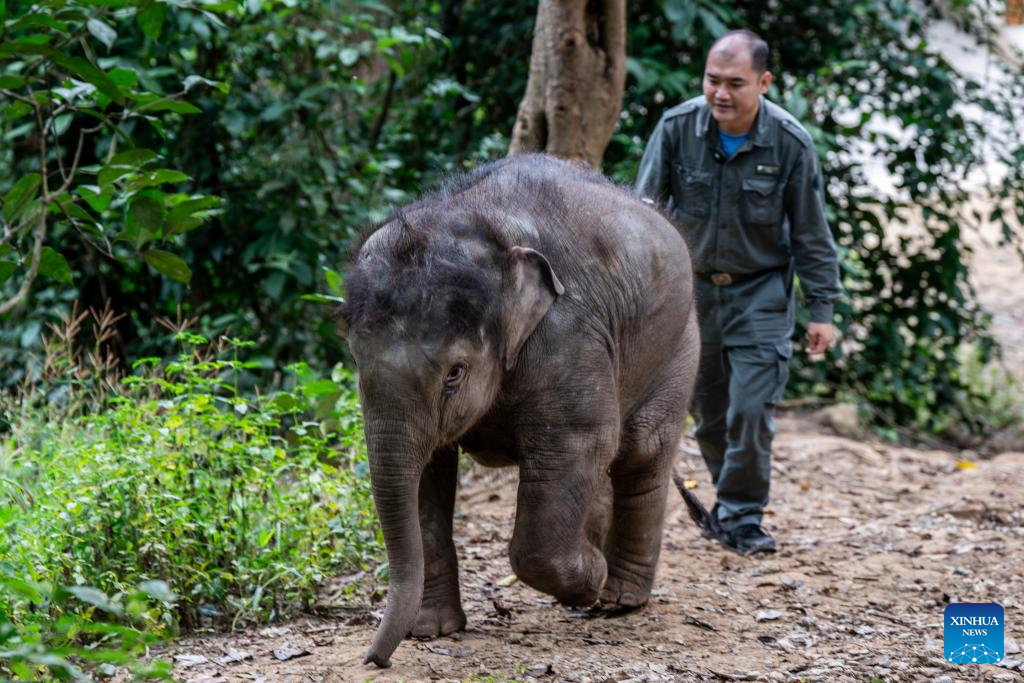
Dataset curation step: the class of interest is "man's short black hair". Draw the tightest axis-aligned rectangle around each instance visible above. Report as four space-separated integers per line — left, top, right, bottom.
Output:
710 29 770 73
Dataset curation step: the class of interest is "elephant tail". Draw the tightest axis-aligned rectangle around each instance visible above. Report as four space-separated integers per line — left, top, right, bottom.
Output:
671 467 717 538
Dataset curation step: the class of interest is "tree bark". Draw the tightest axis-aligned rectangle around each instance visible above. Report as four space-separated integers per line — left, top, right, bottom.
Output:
508 0 626 168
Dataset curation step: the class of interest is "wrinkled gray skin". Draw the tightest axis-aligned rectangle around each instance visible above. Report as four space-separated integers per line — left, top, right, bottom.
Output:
339 154 700 668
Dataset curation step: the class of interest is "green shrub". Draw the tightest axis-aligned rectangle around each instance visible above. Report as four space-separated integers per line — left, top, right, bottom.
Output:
0 333 381 631
0 577 173 681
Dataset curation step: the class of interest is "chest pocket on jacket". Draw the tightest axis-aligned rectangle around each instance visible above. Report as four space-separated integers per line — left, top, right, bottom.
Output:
673 164 713 218
741 178 783 225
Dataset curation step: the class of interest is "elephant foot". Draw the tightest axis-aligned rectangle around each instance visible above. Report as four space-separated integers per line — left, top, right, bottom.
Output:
599 573 652 609
554 584 602 608
410 601 467 639
513 546 607 608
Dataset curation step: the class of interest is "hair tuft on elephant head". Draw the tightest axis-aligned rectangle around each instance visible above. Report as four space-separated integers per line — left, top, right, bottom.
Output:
341 220 498 342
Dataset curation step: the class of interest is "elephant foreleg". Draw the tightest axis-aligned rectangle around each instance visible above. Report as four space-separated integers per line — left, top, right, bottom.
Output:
411 446 466 638
509 427 617 607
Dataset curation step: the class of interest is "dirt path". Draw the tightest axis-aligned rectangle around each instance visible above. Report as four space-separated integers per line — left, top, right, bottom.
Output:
168 428 1023 683
168 238 1024 683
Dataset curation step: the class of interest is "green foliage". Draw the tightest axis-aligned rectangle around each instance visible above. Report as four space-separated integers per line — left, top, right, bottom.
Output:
0 577 173 681
1 0 493 379
3 0 1023 440
0 0 225 377
158 0 484 365
0 333 381 631
768 0 1022 438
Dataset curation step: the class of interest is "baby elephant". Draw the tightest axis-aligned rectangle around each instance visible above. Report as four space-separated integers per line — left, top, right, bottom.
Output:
339 154 700 667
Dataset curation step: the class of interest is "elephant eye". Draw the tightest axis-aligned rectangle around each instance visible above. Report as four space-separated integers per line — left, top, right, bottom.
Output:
444 363 466 387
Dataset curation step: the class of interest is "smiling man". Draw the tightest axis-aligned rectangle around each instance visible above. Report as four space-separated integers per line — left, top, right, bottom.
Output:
636 30 842 556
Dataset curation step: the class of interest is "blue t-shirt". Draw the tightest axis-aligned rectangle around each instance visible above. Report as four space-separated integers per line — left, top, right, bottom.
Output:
718 130 749 158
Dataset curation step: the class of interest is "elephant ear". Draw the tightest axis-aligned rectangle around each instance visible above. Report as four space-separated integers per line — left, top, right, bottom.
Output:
500 246 565 371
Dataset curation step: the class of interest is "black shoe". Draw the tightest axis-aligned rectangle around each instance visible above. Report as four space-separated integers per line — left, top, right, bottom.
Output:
719 524 777 556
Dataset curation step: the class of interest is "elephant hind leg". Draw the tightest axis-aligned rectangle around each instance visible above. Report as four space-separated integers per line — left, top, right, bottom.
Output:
602 335 698 607
600 437 674 608
586 477 613 551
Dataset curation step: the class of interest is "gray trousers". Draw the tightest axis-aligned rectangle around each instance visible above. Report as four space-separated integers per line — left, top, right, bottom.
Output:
692 270 794 531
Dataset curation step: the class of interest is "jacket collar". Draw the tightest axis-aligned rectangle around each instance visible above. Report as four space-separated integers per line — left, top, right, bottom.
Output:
696 96 774 148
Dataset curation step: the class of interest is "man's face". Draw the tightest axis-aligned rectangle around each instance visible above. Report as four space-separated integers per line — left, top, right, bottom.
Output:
702 39 772 135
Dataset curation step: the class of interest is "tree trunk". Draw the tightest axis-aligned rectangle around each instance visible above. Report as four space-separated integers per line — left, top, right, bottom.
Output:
508 0 626 168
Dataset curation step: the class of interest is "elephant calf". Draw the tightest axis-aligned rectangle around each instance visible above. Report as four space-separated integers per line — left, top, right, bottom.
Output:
339 154 700 668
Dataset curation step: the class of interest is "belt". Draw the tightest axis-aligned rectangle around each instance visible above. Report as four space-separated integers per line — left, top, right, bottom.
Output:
696 268 781 286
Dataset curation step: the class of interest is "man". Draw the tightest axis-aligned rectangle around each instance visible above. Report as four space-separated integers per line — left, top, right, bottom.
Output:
636 29 842 556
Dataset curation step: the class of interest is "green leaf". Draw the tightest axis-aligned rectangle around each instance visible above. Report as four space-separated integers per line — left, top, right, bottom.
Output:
59 200 94 223
381 53 405 79
3 100 32 121
323 267 345 296
52 55 124 105
301 293 345 304
13 34 53 46
75 648 132 665
87 18 117 50
303 379 340 397
98 164 132 188
8 13 67 32
130 196 164 233
664 0 696 38
260 102 286 121
137 580 175 602
117 217 148 249
697 8 728 37
66 586 122 616
134 97 201 114
76 0 131 8
110 148 158 167
79 184 113 212
144 249 191 284
340 48 359 66
38 247 73 284
53 113 73 136
272 392 303 412
134 169 189 188
0 261 16 284
0 75 24 89
108 67 137 88
19 318 40 347
137 1 166 41
0 41 53 60
0 577 47 604
3 172 41 223
183 74 229 94
10 663 33 680
166 196 220 235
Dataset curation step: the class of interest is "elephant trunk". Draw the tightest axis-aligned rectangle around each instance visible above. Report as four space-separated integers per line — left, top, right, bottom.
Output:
363 431 429 668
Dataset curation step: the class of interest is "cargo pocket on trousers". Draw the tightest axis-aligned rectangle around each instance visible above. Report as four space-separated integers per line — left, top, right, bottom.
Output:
769 341 793 405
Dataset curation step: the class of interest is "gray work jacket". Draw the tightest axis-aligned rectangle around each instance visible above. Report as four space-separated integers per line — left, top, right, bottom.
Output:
636 95 842 324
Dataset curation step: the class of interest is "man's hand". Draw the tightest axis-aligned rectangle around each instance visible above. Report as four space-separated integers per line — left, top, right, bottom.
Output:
806 322 835 359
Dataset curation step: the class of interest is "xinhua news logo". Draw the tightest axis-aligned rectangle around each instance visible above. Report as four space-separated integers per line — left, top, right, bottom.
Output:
944 603 1004 664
